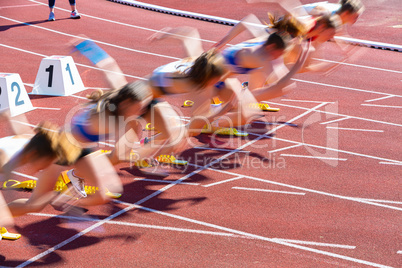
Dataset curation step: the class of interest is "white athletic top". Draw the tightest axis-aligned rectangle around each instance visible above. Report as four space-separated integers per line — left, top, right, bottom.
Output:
0 136 30 159
293 1 340 18
151 60 192 88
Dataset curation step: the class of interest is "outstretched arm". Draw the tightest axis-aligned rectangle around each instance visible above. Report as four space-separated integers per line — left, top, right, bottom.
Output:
72 37 127 90
149 26 204 58
253 40 310 101
213 14 268 50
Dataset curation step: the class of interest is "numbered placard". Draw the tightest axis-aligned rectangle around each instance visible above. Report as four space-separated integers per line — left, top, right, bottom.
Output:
0 73 35 116
31 56 85 96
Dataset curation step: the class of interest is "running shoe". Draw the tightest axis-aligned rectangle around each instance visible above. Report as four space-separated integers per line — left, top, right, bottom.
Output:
48 12 55 21
65 170 87 198
70 10 81 19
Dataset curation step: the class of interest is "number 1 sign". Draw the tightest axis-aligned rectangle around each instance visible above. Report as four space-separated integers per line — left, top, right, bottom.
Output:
31 56 85 96
0 73 35 116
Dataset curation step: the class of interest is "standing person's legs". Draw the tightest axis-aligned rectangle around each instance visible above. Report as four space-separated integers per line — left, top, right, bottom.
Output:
69 0 81 19
48 0 56 21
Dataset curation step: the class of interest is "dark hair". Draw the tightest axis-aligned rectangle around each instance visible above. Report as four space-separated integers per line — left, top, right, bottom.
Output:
87 81 151 116
268 13 306 38
316 14 342 31
187 50 225 89
263 32 290 50
338 0 364 14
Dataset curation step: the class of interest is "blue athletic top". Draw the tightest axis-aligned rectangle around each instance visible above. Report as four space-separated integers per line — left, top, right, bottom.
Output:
71 106 105 143
221 41 265 74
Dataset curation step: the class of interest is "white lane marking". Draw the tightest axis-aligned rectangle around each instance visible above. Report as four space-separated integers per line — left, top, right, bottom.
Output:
326 127 384 133
271 136 402 165
232 187 305 196
311 58 402 74
365 95 395 103
132 204 391 268
281 154 348 161
187 163 402 211
263 101 402 127
320 117 351 125
268 144 303 154
11 171 38 180
203 176 243 187
379 162 402 166
272 238 356 249
357 198 402 205
28 0 216 44
292 78 402 98
133 178 200 185
0 4 41 9
361 104 402 109
29 212 233 237
0 15 179 61
193 147 250 153
34 107 61 110
29 213 357 250
281 99 336 104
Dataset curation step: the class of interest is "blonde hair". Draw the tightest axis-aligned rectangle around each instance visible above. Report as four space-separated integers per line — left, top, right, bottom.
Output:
187 50 225 89
267 13 307 38
21 122 82 166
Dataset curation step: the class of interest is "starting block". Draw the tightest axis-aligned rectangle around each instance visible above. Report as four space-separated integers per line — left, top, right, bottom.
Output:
249 103 280 112
0 73 35 116
0 227 21 240
201 127 248 137
156 155 188 165
31 56 85 96
2 173 121 199
145 123 155 131
183 100 194 107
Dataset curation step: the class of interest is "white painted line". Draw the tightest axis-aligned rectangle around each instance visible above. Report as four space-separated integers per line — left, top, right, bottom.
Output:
70 94 89 100
193 146 250 153
326 126 384 133
191 162 402 211
133 178 200 186
281 154 348 161
379 162 402 166
268 144 303 154
34 107 61 110
361 104 402 109
203 177 243 188
311 58 402 74
272 238 355 249
291 78 402 98
320 117 351 125
281 99 335 104
11 171 38 180
29 213 233 237
364 95 395 103
358 198 402 205
262 101 402 127
273 136 402 165
232 187 305 196
0 4 42 9
133 204 391 268
0 15 179 61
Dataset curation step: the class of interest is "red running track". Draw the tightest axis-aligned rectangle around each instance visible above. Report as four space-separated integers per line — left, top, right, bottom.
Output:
0 0 401 267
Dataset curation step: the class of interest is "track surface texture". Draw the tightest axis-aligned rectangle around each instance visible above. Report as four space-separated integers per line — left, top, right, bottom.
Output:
0 0 401 267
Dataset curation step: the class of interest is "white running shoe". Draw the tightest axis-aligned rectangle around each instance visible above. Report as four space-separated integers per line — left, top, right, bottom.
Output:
48 12 55 21
70 10 81 19
66 170 87 197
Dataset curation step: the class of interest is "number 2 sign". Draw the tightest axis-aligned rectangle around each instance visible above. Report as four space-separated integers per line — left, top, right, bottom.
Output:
0 73 35 116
